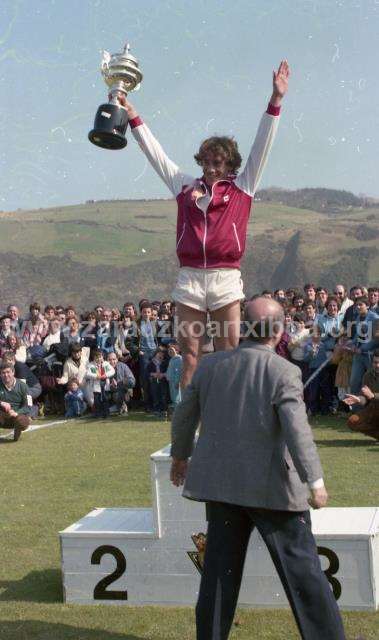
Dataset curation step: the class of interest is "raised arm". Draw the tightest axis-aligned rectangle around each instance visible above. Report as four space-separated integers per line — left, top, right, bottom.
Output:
235 60 290 197
116 95 194 197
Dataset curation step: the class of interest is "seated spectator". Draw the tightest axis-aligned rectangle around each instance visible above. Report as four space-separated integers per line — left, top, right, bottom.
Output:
287 312 310 382
6 305 22 334
343 349 379 440
107 352 135 414
42 318 62 352
348 297 379 394
146 347 168 418
21 303 48 348
64 377 86 418
1 332 27 362
2 352 42 417
56 343 90 394
0 362 31 441
85 348 115 418
164 343 182 407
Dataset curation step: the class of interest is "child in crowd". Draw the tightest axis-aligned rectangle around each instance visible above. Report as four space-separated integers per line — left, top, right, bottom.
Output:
85 348 115 418
146 347 168 418
165 343 183 407
64 377 86 418
288 313 310 383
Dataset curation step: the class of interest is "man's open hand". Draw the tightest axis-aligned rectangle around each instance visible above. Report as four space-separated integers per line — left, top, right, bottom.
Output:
170 458 188 487
308 486 328 509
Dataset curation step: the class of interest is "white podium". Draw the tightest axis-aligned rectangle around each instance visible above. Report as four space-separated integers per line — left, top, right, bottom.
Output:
60 444 379 610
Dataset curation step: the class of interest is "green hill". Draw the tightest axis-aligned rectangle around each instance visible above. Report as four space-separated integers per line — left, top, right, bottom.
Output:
0 190 378 310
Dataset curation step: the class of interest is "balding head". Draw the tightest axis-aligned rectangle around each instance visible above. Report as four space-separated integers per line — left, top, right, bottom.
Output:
245 297 284 345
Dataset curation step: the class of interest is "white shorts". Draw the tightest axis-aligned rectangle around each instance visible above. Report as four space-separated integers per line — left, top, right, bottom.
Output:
172 267 245 312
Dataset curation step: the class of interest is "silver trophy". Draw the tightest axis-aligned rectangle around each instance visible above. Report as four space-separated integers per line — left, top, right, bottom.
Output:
88 42 143 150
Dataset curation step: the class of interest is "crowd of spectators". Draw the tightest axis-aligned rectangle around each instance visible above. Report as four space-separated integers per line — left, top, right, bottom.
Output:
0 282 378 441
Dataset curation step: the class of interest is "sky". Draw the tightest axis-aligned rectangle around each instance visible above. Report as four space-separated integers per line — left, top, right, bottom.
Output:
1 0 379 212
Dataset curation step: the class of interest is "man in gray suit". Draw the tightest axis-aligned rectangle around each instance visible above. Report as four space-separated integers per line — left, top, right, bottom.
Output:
170 298 346 640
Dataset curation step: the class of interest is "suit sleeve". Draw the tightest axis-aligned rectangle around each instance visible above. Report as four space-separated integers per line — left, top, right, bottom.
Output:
129 117 195 197
170 367 201 460
274 367 323 484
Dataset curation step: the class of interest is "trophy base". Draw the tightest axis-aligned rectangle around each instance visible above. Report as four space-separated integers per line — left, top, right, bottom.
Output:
88 103 128 150
88 129 127 150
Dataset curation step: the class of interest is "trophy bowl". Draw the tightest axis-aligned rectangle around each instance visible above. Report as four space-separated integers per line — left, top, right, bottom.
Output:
88 43 143 150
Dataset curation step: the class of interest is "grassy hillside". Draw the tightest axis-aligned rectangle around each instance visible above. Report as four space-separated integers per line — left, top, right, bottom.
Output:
0 194 378 309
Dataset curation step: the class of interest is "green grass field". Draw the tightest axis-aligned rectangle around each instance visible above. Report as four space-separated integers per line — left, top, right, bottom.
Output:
0 414 378 639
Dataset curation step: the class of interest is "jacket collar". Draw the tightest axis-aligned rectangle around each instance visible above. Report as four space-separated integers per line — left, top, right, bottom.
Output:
238 340 275 353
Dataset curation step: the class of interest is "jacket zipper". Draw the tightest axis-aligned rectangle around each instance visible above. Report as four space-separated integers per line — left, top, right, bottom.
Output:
176 223 186 250
196 179 232 269
232 223 241 252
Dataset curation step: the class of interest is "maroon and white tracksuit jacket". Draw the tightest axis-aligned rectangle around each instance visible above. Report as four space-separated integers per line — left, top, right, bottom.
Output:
129 103 280 270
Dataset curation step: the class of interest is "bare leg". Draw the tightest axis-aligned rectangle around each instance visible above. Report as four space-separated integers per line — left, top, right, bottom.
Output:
210 300 241 352
176 303 207 389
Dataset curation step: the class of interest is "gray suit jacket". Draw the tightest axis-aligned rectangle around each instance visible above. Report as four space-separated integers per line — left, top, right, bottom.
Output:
171 342 323 511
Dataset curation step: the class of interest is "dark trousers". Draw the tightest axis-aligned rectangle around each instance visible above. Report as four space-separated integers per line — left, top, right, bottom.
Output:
93 390 109 418
196 501 345 640
307 364 337 414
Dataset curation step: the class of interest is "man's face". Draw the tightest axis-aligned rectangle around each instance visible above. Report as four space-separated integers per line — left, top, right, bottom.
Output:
304 304 315 318
352 288 363 301
356 301 368 315
50 320 61 334
151 309 158 321
45 308 55 320
304 287 316 301
58 313 66 326
72 349 82 362
123 305 135 318
372 357 379 374
68 318 78 331
294 297 304 308
1 318 11 332
276 290 285 300
107 354 117 368
102 310 112 323
368 290 378 307
0 367 15 386
294 320 305 332
31 307 40 320
162 302 171 314
317 290 328 304
201 152 229 185
66 309 76 320
327 301 339 317
334 286 345 300
141 307 152 321
7 306 18 320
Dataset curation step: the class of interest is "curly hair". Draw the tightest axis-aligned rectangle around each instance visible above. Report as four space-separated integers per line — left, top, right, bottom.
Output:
194 136 242 174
